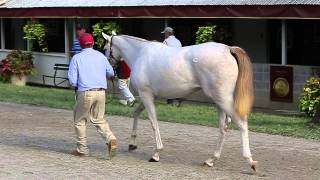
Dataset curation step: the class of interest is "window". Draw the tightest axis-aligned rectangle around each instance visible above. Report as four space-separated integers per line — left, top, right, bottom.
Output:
4 18 27 50
268 19 320 66
39 19 65 53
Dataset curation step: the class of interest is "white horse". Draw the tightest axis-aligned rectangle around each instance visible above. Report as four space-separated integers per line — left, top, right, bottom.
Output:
102 33 258 172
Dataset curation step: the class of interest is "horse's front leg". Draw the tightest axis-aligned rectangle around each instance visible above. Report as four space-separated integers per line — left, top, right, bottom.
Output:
139 91 163 162
129 103 145 151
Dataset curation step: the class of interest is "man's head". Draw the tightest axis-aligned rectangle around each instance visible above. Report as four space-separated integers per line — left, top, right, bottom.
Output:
79 33 94 48
161 27 174 39
76 24 86 38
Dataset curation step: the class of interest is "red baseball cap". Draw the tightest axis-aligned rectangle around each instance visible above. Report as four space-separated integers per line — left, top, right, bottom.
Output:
79 33 94 48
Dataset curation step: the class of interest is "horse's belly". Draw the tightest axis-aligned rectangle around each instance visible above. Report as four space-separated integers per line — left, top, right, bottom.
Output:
151 83 200 99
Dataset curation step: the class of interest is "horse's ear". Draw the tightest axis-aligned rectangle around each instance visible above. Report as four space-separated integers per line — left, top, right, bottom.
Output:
111 31 117 36
102 32 111 42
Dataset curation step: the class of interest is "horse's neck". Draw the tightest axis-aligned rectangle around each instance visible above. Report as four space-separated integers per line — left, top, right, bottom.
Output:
115 36 147 68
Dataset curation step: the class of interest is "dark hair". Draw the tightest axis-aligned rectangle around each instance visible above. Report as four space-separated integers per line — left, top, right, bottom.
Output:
76 24 86 30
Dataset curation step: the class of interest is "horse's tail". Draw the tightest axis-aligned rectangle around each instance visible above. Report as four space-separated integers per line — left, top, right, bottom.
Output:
229 46 254 120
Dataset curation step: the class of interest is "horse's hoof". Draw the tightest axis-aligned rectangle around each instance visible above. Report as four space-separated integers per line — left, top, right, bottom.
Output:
251 161 259 173
203 159 214 167
148 157 159 162
128 144 137 151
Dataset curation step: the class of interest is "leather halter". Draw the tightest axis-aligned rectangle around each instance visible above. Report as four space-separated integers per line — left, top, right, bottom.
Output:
109 35 117 62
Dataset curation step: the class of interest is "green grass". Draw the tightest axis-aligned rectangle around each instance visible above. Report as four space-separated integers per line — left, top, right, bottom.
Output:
0 82 319 140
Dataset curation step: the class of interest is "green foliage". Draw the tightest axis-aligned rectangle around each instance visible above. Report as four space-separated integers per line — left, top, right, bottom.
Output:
195 26 216 44
92 22 121 51
300 77 320 117
23 22 48 52
0 50 37 81
195 25 233 45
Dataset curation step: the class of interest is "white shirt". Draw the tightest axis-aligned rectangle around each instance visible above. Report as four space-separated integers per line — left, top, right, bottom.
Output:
163 35 182 47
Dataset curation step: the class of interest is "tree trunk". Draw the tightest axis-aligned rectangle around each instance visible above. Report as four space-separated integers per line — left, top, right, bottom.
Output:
311 106 320 124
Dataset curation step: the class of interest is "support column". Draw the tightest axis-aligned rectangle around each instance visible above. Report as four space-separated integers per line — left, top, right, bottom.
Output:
164 19 169 28
64 18 70 62
72 19 76 41
0 18 4 49
281 19 287 65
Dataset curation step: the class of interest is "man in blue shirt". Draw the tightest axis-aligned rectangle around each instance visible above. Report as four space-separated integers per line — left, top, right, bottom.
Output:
68 33 117 159
71 24 86 56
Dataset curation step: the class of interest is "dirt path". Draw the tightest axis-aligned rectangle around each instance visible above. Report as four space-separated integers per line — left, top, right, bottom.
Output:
0 102 319 180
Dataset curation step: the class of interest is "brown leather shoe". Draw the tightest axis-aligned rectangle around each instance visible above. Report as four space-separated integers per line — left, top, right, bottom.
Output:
108 139 117 159
71 150 88 157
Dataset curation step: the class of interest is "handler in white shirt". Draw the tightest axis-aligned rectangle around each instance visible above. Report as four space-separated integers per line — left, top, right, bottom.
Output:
162 27 183 106
162 27 182 47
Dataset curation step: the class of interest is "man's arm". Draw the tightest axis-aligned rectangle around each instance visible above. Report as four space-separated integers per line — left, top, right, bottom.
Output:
105 57 115 79
71 39 81 57
68 57 78 87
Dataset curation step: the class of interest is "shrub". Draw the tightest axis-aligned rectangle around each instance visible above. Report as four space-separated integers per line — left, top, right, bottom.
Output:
92 22 121 51
195 26 216 44
195 25 233 45
299 77 320 117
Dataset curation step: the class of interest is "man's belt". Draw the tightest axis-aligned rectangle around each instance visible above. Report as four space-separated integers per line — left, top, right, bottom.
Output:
86 88 105 91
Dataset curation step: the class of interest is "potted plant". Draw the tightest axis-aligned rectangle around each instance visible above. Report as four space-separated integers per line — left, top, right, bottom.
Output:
0 50 37 86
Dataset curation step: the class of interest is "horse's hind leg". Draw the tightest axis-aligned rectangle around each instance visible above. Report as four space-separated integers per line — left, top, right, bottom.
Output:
129 103 145 151
233 113 258 173
204 108 228 167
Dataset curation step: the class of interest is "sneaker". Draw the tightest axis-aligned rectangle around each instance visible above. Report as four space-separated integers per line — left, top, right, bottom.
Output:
107 139 117 159
119 99 127 106
127 99 135 107
71 150 89 157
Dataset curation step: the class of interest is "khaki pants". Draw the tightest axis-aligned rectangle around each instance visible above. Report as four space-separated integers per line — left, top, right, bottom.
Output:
74 91 116 154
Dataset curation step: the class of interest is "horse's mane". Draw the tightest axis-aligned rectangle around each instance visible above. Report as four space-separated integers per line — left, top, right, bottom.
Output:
120 35 150 43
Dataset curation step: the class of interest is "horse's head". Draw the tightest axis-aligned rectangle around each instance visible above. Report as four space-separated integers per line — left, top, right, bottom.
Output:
102 31 121 67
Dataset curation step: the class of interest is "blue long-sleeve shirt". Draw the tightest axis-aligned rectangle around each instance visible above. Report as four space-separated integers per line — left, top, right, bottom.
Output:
68 48 114 92
71 39 82 55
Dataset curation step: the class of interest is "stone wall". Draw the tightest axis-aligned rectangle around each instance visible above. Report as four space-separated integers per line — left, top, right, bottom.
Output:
253 63 318 110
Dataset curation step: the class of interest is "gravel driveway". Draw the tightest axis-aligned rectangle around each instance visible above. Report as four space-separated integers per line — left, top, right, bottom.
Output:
0 102 319 180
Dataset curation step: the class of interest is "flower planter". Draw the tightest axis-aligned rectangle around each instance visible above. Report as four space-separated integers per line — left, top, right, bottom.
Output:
10 75 27 86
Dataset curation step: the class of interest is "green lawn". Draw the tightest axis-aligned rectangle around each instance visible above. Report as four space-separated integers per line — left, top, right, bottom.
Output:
0 82 319 140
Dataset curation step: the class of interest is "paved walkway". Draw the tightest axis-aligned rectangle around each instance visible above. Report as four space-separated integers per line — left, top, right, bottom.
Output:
0 102 319 180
